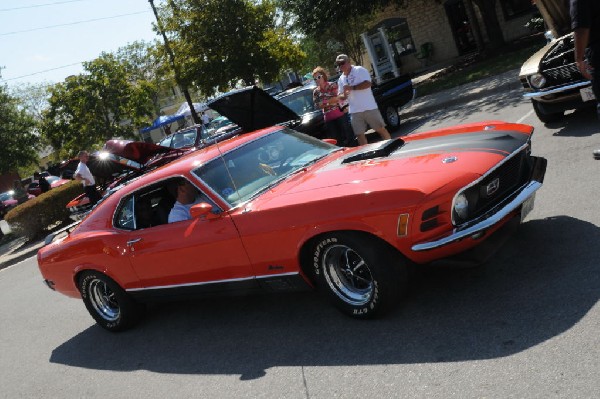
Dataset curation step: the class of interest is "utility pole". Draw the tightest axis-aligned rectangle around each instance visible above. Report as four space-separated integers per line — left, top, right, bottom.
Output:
148 0 200 125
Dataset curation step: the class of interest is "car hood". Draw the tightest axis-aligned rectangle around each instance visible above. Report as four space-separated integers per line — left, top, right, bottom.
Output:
103 139 174 165
208 86 299 132
258 126 532 206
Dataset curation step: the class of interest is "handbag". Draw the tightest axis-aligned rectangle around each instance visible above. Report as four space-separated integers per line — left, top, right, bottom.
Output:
324 107 345 122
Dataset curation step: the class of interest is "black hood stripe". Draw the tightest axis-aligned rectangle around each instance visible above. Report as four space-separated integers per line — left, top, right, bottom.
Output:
398 130 528 158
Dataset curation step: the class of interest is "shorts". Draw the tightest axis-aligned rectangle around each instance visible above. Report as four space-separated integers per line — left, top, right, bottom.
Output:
350 109 386 136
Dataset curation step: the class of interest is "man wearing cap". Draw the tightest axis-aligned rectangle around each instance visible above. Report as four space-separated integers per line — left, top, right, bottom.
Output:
335 54 391 146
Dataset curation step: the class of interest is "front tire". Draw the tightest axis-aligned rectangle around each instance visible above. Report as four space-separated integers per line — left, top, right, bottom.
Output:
78 271 145 332
311 232 407 318
532 100 562 123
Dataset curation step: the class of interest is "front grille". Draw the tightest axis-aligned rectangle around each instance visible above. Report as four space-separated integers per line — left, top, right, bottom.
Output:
542 63 584 87
455 149 531 225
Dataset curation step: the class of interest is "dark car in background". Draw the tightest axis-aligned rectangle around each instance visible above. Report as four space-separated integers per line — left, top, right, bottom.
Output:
520 33 596 123
275 84 327 139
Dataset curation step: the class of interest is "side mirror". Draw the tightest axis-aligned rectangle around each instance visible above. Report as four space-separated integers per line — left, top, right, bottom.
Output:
189 202 219 220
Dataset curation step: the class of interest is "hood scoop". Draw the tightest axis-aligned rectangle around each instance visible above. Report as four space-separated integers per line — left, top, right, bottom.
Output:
342 138 405 163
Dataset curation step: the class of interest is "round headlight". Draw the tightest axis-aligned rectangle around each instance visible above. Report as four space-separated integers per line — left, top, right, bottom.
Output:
454 193 469 221
528 73 546 89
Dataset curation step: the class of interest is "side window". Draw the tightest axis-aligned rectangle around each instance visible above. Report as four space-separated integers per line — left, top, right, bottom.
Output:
115 196 136 230
114 177 219 230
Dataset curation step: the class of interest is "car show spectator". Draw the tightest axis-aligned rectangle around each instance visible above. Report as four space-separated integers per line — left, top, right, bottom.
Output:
34 172 51 193
570 0 600 159
312 66 355 147
74 150 101 206
336 54 391 146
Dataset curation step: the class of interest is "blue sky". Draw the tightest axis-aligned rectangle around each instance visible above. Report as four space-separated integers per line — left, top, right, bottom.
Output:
0 0 159 88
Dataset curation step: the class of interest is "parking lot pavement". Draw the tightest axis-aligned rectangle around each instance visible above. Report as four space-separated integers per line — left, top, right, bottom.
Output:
399 67 522 121
0 236 44 270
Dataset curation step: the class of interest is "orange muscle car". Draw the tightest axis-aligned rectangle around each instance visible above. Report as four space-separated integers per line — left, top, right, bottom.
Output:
38 87 547 331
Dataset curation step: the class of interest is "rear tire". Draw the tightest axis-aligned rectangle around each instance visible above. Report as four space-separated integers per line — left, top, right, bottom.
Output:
78 271 145 332
532 100 562 123
383 105 400 128
311 232 407 318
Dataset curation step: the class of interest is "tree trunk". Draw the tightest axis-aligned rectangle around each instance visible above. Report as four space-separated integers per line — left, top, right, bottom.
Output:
463 0 485 52
473 0 505 49
535 0 571 37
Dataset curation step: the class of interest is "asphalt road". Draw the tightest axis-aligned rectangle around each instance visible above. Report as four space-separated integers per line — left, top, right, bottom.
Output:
1 87 599 398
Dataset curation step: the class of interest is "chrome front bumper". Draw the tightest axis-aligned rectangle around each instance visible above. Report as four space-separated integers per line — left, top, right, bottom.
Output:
412 157 547 252
523 81 591 99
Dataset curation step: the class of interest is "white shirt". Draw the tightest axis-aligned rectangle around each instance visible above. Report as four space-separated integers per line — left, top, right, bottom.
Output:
337 65 378 113
74 162 95 187
168 197 203 223
201 114 210 124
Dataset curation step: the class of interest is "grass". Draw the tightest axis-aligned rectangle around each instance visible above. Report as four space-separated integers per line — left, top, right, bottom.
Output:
415 33 548 97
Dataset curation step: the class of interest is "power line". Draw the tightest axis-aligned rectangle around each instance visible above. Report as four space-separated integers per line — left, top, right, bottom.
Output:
0 10 152 37
0 62 83 82
0 0 90 12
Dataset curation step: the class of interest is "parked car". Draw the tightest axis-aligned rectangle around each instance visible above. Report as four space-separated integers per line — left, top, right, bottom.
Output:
275 84 327 139
0 190 35 217
520 32 596 123
27 175 70 196
38 86 547 332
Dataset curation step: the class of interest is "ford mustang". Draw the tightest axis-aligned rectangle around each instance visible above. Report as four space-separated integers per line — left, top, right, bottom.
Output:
38 86 547 332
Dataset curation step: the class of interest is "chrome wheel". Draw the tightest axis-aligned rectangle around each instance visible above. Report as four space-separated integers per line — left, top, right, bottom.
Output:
88 278 120 322
385 106 400 128
321 244 374 306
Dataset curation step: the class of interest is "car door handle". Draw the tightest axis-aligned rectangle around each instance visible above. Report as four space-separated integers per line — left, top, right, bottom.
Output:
127 238 142 247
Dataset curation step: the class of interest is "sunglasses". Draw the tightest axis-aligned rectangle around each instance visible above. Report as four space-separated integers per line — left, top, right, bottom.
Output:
336 60 347 66
315 74 323 80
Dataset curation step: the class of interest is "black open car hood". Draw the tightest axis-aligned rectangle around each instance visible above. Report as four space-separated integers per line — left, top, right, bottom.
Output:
207 86 299 132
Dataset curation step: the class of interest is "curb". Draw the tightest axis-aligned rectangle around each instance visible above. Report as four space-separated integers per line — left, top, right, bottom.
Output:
400 68 523 121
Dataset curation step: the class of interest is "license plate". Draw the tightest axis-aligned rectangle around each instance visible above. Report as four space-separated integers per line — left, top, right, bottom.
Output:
580 87 596 102
521 194 536 222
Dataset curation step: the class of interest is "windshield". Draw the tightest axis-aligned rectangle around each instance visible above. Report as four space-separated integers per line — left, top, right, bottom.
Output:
193 128 337 207
160 129 198 149
46 176 60 184
277 89 318 115
0 192 13 201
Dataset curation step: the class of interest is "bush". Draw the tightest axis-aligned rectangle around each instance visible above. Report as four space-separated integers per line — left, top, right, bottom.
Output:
4 181 84 240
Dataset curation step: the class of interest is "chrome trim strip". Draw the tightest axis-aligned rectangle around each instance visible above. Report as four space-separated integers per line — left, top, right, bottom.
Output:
523 81 591 98
126 272 299 292
412 181 542 251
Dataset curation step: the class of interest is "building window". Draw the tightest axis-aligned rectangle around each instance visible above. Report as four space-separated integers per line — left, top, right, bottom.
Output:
385 18 416 56
500 0 536 20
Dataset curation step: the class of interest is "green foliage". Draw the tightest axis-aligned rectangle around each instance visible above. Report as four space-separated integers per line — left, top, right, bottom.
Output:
0 85 39 174
4 180 83 240
40 53 157 159
276 0 382 66
159 0 306 95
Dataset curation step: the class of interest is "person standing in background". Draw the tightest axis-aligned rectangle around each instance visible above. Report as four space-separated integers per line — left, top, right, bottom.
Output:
335 54 391 146
312 66 355 146
570 0 600 159
74 150 101 206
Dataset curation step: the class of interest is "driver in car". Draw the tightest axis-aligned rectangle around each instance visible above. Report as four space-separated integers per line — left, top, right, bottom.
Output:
168 179 203 223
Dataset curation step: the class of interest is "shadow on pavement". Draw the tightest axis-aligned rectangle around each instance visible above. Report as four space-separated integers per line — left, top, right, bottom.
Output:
48 216 599 380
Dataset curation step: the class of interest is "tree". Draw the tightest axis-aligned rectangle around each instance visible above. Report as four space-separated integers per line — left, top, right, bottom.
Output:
0 84 39 174
158 0 306 95
40 54 156 159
